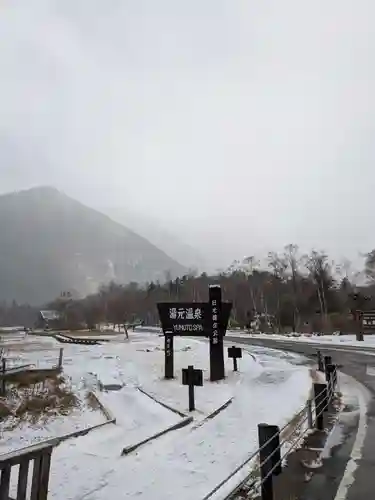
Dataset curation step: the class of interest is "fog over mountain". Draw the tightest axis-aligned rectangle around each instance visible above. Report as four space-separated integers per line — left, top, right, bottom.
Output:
101 205 208 272
1 1 375 270
0 187 185 304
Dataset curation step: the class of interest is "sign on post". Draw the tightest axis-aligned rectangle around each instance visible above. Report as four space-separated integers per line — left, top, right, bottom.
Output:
362 311 375 331
228 346 242 372
182 365 203 411
157 285 232 382
209 285 225 381
164 334 174 379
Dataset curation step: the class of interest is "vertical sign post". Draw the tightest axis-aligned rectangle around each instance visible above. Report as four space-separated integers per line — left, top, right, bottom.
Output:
58 348 64 370
1 358 6 396
228 346 242 372
357 310 364 341
209 285 225 382
164 334 174 379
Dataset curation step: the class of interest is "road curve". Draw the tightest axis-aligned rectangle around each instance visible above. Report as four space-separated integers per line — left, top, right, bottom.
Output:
229 336 375 500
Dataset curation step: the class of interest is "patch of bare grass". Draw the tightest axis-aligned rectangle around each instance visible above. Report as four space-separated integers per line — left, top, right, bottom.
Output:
0 370 80 430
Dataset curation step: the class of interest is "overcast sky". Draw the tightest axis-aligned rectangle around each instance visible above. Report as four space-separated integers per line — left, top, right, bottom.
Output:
1 0 375 269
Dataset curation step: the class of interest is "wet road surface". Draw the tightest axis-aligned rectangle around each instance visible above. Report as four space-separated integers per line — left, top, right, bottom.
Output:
229 337 375 500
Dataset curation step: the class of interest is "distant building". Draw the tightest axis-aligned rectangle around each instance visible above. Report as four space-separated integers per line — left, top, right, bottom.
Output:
35 310 62 330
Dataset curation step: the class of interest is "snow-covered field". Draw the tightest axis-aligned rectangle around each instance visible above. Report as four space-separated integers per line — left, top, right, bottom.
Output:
1 330 312 500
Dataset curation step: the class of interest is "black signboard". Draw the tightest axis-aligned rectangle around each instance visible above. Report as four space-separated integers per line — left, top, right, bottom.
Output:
157 285 232 382
228 346 242 372
362 311 375 330
157 302 232 336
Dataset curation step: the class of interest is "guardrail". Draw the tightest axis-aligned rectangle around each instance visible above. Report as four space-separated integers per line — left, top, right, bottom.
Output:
203 351 338 500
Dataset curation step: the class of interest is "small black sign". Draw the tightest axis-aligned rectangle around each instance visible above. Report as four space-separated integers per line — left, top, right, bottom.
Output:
228 346 242 359
362 311 375 330
228 346 242 372
182 367 203 387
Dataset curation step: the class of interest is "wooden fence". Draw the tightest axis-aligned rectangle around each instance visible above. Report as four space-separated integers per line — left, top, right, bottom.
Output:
0 439 58 500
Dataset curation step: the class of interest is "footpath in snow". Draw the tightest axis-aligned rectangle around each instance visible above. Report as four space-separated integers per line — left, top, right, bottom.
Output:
2 330 312 500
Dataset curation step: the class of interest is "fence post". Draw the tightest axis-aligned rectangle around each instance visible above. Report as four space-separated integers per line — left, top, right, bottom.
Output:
307 399 313 429
58 348 63 370
1 358 6 396
317 351 324 372
258 424 281 500
325 364 334 402
324 355 332 374
314 383 327 431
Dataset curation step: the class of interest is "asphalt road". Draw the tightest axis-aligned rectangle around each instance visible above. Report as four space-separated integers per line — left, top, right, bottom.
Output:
229 336 375 500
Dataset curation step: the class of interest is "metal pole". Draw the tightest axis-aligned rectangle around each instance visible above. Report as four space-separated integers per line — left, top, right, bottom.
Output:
233 357 238 372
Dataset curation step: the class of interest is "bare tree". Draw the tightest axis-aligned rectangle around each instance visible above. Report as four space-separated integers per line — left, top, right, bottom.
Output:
303 250 334 328
242 256 259 313
283 244 301 331
364 250 375 283
268 252 288 332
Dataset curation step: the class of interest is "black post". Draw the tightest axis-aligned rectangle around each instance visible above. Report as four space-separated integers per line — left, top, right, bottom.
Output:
58 348 63 370
324 355 332 373
209 286 225 382
182 365 202 411
164 334 174 379
356 311 364 341
258 424 281 500
317 350 324 372
1 358 6 396
233 357 238 372
314 383 327 430
188 365 195 411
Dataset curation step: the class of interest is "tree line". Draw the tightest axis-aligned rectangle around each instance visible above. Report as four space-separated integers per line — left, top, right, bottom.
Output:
3 245 375 331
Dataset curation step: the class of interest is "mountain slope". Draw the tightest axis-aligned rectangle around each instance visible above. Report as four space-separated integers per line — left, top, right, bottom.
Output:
101 206 207 272
0 187 185 304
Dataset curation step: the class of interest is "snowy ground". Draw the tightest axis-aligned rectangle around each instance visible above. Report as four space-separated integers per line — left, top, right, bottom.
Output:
1 330 312 500
226 331 375 349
